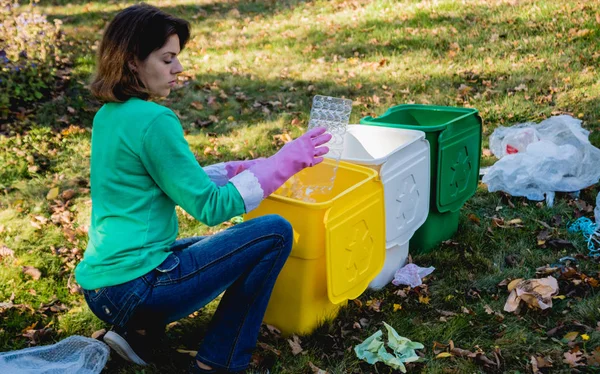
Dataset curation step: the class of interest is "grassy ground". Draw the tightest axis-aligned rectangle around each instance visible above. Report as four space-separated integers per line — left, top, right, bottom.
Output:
2 0 600 372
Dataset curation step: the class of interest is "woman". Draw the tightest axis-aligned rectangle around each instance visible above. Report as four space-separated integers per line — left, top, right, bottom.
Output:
74 4 331 373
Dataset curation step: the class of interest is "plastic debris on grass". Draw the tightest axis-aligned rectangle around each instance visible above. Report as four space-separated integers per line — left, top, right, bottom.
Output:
354 322 424 373
392 263 435 288
503 276 559 314
483 115 600 206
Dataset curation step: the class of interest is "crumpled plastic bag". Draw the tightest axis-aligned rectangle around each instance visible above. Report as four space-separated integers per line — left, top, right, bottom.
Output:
392 263 435 287
503 276 559 314
483 115 600 206
354 322 424 373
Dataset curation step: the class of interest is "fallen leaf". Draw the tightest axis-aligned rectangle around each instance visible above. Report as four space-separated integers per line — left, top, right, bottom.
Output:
91 329 106 340
46 187 59 200
563 331 579 341
22 327 53 345
514 84 527 92
0 246 14 259
257 342 281 356
393 303 402 312
563 349 584 367
61 189 76 200
288 335 303 355
366 298 382 312
177 349 198 357
308 361 328 374
190 101 204 110
588 347 600 366
468 214 481 225
484 305 494 315
436 352 453 358
418 295 430 304
22 266 42 280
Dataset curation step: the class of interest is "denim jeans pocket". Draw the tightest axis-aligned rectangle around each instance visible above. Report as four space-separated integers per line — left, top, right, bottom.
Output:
84 280 145 328
152 252 181 286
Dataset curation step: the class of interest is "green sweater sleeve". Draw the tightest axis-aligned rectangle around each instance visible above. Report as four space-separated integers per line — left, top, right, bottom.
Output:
140 112 246 226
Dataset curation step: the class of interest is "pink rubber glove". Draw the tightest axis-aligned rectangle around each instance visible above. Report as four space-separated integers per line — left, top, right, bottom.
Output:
247 127 332 197
225 159 264 178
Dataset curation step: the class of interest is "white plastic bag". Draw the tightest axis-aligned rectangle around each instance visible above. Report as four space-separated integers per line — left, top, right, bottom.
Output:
483 115 600 206
489 123 540 157
0 335 109 374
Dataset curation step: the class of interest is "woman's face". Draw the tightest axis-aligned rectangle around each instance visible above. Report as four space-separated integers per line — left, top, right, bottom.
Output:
134 34 183 98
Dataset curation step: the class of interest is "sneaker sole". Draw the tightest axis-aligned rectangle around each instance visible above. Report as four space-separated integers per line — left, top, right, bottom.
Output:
104 330 148 366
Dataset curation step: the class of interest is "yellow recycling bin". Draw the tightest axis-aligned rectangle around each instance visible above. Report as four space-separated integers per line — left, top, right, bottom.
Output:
245 159 385 335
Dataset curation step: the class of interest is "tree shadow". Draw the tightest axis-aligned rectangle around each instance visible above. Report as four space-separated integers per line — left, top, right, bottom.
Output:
45 0 314 27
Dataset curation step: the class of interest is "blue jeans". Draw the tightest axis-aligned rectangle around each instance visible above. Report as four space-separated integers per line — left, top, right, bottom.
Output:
83 214 293 371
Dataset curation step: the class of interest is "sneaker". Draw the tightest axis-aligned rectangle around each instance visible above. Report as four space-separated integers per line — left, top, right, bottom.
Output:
103 328 152 365
189 361 218 373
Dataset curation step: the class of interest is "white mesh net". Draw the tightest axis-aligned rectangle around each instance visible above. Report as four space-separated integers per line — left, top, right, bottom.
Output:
0 335 109 374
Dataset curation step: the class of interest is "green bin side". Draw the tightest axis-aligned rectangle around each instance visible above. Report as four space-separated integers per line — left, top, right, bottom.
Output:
360 104 482 253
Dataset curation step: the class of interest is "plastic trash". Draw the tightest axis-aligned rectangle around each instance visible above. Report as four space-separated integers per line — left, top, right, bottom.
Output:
392 263 435 287
354 322 423 373
483 115 600 206
503 276 558 314
0 335 109 374
568 217 600 257
489 123 540 157
307 95 352 194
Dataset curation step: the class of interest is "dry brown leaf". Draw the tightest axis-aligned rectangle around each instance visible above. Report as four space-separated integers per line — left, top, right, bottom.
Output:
177 349 198 357
484 305 494 315
61 189 76 200
22 266 42 280
0 245 14 259
563 349 584 367
257 342 281 356
190 101 204 110
468 214 481 225
22 327 53 345
366 298 382 312
587 347 600 366
308 361 328 374
287 335 303 355
91 329 106 340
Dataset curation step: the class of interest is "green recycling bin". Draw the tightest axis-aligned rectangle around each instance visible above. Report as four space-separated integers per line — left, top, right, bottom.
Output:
360 104 482 253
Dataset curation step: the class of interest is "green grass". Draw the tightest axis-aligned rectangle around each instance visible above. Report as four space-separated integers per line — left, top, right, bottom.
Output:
2 0 600 372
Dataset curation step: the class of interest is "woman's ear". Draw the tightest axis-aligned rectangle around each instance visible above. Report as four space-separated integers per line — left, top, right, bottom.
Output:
127 60 137 73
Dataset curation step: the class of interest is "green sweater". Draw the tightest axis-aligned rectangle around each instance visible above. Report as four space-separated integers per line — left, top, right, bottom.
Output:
75 98 257 290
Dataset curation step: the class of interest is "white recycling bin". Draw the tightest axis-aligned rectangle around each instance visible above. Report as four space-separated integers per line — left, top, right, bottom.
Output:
340 125 430 289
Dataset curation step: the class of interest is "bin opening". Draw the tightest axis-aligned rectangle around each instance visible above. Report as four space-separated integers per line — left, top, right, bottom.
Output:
275 160 373 204
341 125 422 163
369 107 472 129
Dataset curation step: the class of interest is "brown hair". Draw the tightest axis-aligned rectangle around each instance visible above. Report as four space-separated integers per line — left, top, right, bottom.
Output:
90 3 190 102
